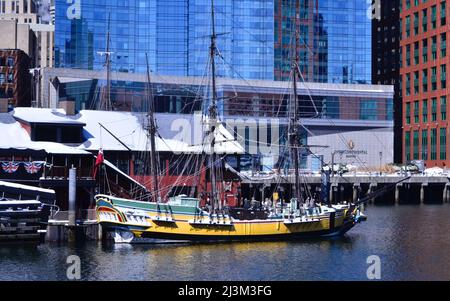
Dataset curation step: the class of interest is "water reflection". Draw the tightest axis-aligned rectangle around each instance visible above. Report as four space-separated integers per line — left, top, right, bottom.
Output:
1 205 450 280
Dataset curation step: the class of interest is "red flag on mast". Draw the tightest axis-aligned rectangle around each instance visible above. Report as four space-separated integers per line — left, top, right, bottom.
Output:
92 148 104 178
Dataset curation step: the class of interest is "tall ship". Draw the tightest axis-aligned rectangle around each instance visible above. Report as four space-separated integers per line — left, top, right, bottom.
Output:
94 0 396 243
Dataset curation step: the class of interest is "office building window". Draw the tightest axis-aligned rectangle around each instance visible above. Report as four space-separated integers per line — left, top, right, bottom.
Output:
406 73 411 96
441 1 446 26
406 44 411 66
423 99 428 123
413 130 420 160
414 71 420 94
432 36 437 60
405 131 411 161
422 129 428 160
406 102 411 124
414 100 420 123
6 57 14 67
423 8 428 32
441 96 447 120
423 69 428 92
414 12 419 35
440 128 447 160
432 5 437 29
441 64 446 89
400 46 403 69
441 33 447 57
414 42 419 64
422 39 428 63
431 66 437 90
432 97 437 121
360 99 378 120
406 16 411 37
431 128 437 160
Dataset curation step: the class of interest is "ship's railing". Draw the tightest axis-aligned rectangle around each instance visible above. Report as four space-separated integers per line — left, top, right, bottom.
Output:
50 210 68 221
49 209 97 222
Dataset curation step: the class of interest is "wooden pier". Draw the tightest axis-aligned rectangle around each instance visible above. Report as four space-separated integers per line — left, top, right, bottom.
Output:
240 174 450 205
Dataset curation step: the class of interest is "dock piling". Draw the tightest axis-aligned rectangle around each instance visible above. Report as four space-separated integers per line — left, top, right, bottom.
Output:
444 184 450 203
443 185 448 204
369 183 377 204
420 183 427 204
395 184 402 205
68 167 77 242
330 184 336 204
353 184 360 203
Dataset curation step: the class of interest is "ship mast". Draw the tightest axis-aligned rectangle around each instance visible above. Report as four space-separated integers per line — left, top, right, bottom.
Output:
290 3 302 204
208 0 219 212
98 14 113 111
145 53 160 203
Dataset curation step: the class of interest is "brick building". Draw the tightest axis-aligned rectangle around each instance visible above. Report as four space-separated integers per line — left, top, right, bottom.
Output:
0 49 31 108
401 0 449 167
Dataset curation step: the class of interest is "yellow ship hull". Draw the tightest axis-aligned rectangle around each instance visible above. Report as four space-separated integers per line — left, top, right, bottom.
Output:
96 195 358 242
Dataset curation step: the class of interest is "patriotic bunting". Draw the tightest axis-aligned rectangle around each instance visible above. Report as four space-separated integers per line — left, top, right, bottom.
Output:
0 161 45 174
1 162 20 174
23 162 43 174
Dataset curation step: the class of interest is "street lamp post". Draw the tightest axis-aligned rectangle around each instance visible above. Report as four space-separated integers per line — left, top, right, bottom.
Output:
331 151 336 177
379 151 383 176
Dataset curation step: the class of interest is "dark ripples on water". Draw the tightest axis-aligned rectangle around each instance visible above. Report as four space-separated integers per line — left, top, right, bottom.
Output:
1 205 449 281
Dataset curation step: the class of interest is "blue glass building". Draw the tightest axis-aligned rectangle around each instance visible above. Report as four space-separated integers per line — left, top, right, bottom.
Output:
274 0 372 84
55 0 274 79
55 0 157 73
55 1 371 83
187 0 274 79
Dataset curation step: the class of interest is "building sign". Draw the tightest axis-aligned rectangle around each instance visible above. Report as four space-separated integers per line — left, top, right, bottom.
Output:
336 141 368 158
348 140 355 150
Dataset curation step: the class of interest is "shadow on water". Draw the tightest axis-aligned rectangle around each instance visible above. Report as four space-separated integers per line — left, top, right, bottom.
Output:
1 204 450 280
100 233 358 254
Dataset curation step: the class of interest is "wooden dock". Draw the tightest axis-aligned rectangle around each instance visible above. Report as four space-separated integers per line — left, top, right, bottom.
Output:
240 174 450 204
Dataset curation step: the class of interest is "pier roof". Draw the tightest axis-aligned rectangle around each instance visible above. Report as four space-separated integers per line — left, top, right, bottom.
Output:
76 110 244 154
1 109 244 155
0 112 90 155
12 108 85 126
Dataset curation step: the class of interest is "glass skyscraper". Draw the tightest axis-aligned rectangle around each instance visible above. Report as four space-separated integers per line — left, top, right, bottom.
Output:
187 0 274 79
55 0 157 73
274 0 372 84
55 0 274 79
54 0 371 83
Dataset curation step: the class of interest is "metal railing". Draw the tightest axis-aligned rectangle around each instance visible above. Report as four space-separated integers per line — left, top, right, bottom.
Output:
43 166 93 179
50 209 97 221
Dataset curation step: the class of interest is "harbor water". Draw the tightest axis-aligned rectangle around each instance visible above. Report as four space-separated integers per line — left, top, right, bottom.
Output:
1 204 450 281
